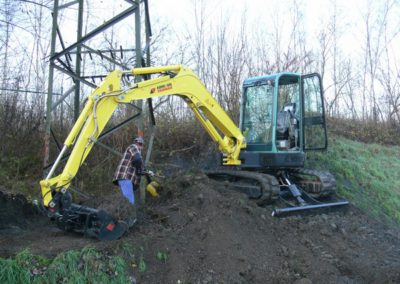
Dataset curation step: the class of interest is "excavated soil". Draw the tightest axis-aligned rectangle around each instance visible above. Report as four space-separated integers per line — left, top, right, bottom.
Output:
1 171 400 283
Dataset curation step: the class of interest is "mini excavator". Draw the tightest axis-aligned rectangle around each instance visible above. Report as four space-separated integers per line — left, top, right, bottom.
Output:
40 65 348 240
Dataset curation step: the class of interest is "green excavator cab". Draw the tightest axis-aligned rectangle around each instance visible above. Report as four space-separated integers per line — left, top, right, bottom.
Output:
239 72 327 169
212 71 349 215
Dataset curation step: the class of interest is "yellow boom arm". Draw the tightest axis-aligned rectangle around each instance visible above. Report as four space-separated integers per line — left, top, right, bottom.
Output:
40 65 246 207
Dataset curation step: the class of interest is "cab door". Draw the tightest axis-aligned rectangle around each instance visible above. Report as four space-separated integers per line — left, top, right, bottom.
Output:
301 73 327 150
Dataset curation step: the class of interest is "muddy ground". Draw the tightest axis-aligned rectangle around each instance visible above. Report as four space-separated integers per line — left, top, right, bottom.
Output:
1 170 400 283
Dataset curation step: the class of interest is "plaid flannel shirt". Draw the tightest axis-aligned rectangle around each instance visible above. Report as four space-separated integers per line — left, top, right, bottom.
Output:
113 144 142 185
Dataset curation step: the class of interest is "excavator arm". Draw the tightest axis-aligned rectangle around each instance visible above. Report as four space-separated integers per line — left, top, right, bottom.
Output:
39 65 246 239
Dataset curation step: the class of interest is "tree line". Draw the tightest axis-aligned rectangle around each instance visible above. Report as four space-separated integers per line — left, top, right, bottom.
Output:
0 0 399 154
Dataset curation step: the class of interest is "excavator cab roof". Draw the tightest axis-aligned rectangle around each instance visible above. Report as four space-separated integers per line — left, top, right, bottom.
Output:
243 72 299 87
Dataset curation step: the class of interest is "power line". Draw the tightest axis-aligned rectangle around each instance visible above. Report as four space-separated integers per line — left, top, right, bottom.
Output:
0 87 61 95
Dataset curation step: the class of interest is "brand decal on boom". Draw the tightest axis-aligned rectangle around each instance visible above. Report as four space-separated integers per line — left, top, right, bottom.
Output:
156 83 172 92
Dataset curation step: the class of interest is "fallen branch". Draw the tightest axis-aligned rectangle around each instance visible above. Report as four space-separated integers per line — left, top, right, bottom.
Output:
169 145 196 156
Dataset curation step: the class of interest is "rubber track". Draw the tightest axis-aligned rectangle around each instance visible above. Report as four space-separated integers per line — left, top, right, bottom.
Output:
205 170 280 205
288 169 337 198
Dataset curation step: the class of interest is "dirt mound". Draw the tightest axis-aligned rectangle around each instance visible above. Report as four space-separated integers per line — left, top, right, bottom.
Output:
0 190 96 257
132 171 400 283
1 171 400 283
0 191 37 229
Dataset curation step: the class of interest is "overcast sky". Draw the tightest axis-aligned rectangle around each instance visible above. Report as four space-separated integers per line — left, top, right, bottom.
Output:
149 0 370 56
52 0 398 63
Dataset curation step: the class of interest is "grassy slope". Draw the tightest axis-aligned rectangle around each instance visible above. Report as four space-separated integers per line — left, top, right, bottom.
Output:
306 134 400 224
0 246 134 284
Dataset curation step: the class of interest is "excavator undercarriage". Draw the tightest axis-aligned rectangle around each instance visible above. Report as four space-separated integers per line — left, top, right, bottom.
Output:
205 169 348 216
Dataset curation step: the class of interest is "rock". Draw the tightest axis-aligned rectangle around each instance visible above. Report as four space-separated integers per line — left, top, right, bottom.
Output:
320 229 331 237
200 229 207 240
168 204 179 211
129 275 137 284
321 214 329 221
247 264 253 271
281 245 289 257
330 222 338 230
242 205 252 214
323 253 334 259
357 226 368 233
298 223 308 231
239 264 254 281
283 260 289 268
294 278 312 284
188 211 195 219
202 274 213 283
336 276 354 283
307 220 317 226
197 193 204 205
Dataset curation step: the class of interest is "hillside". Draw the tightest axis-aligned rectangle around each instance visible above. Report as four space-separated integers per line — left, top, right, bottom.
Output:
306 135 400 224
1 135 400 283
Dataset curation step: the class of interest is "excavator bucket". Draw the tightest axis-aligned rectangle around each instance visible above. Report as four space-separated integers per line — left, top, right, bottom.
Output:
54 203 127 241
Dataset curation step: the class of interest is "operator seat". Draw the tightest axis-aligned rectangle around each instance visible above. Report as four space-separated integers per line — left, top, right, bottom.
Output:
276 103 297 149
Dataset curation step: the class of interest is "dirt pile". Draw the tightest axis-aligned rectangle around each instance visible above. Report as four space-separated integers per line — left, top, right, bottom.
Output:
0 190 95 256
132 171 400 283
1 171 400 283
0 190 37 230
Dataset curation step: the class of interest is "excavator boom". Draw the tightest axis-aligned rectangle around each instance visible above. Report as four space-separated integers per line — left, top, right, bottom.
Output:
40 65 246 240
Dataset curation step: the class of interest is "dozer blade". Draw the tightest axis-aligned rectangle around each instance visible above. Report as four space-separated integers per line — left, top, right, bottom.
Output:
55 203 127 241
271 171 349 216
272 199 349 216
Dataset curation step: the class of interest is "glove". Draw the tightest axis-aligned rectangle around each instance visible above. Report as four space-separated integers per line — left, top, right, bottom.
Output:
147 170 155 177
146 181 160 198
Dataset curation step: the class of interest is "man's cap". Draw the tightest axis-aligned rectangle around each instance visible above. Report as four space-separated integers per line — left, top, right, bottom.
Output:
134 137 144 145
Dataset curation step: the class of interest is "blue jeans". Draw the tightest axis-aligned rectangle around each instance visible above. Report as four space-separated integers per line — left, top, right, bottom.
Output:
117 179 135 204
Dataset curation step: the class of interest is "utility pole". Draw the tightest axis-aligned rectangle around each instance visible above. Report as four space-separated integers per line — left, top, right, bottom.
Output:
44 0 59 168
74 0 84 121
134 0 146 204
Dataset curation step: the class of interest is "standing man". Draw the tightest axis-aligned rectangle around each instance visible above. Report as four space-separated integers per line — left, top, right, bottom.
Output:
113 137 144 227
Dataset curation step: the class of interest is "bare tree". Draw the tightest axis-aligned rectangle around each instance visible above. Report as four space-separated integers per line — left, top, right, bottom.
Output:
377 11 400 123
0 0 17 91
359 0 400 121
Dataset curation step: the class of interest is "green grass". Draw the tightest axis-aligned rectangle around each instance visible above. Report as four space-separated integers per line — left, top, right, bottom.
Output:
306 134 400 224
156 251 168 263
0 247 131 284
0 242 157 284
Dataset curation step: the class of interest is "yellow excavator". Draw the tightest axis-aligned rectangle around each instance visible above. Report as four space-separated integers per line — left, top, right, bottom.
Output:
39 65 348 240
